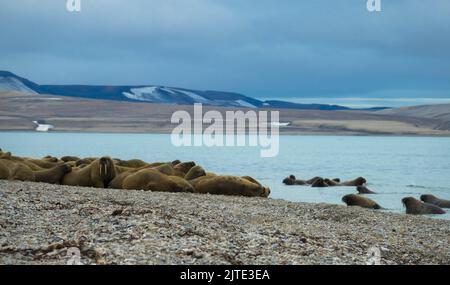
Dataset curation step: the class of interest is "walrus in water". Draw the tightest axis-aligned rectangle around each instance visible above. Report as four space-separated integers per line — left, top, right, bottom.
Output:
402 197 445 215
420 194 450 208
283 175 309 186
62 157 116 188
311 177 329 188
339 177 367 187
34 164 72 184
194 175 270 198
342 194 382 209
356 185 377 194
0 159 35 181
122 168 194 193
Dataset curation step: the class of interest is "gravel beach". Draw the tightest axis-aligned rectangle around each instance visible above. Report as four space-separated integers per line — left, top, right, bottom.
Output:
1 180 449 265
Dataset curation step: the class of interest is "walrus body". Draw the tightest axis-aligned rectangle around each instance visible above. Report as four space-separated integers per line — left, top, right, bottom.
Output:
115 159 148 168
62 157 116 188
34 164 72 184
356 185 376 194
420 195 450 208
339 177 367 187
311 177 328 188
61 156 81 162
122 169 194 193
173 162 196 175
194 175 270 197
283 175 309 186
0 159 34 181
185 166 206 181
342 194 381 209
402 197 446 215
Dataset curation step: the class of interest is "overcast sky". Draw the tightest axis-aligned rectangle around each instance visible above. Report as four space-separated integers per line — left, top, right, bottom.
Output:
1 0 449 98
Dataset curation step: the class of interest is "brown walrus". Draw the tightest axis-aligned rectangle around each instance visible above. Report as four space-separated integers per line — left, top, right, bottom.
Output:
185 165 206 181
342 194 382 209
420 194 450 208
339 177 367 186
62 157 116 188
34 164 72 184
173 161 196 175
402 197 445 215
122 169 194 193
311 177 328 188
356 185 377 194
194 175 270 198
114 159 149 168
61 156 81 162
0 159 34 181
283 175 309 186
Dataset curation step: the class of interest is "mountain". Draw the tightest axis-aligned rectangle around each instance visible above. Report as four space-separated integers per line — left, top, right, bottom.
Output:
0 70 351 110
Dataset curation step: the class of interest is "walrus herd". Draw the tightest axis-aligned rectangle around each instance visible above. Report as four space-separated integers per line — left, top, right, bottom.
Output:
283 173 448 216
0 149 270 198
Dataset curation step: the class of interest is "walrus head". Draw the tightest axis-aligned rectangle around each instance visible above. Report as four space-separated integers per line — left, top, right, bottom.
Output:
185 165 206 180
171 160 181 166
420 194 437 204
173 161 196 174
354 177 367 186
98 157 116 184
283 176 296 185
261 187 271 198
402 197 420 209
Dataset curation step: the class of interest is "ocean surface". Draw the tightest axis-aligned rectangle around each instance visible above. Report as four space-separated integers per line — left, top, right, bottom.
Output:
1 132 450 220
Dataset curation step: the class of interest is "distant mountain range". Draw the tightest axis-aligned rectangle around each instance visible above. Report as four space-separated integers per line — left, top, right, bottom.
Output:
0 71 382 110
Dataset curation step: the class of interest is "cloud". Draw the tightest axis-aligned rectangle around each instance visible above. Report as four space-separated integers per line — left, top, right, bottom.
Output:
0 0 449 98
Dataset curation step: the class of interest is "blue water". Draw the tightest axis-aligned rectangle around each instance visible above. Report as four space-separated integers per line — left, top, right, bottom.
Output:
1 132 450 219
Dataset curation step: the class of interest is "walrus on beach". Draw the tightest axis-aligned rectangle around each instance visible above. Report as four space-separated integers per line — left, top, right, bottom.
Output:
194 175 270 198
185 165 206 181
62 157 116 188
339 177 367 187
61 156 81 162
34 164 72 184
173 161 196 175
420 194 450 208
402 197 445 215
115 159 149 168
122 168 195 193
342 194 382 209
356 185 377 194
0 159 35 181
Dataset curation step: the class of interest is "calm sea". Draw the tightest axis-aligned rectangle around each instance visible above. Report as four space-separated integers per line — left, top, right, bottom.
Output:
1 132 450 219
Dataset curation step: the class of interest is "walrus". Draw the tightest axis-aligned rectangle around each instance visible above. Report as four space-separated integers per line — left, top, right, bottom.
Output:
305 176 322 184
311 177 329 188
0 151 12 159
42 156 59 163
420 194 450 208
185 165 206 181
34 164 72 184
339 177 367 186
356 185 377 194
188 172 217 188
122 169 194 193
115 159 149 168
283 175 309 186
61 156 81 162
173 161 196 175
62 157 116 188
324 178 340 187
342 194 382 209
0 159 35 181
75 157 97 167
402 197 445 215
171 160 181 166
194 175 270 198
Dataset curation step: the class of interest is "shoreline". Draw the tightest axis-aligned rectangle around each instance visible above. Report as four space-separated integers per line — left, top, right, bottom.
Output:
1 181 449 265
1 129 450 138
